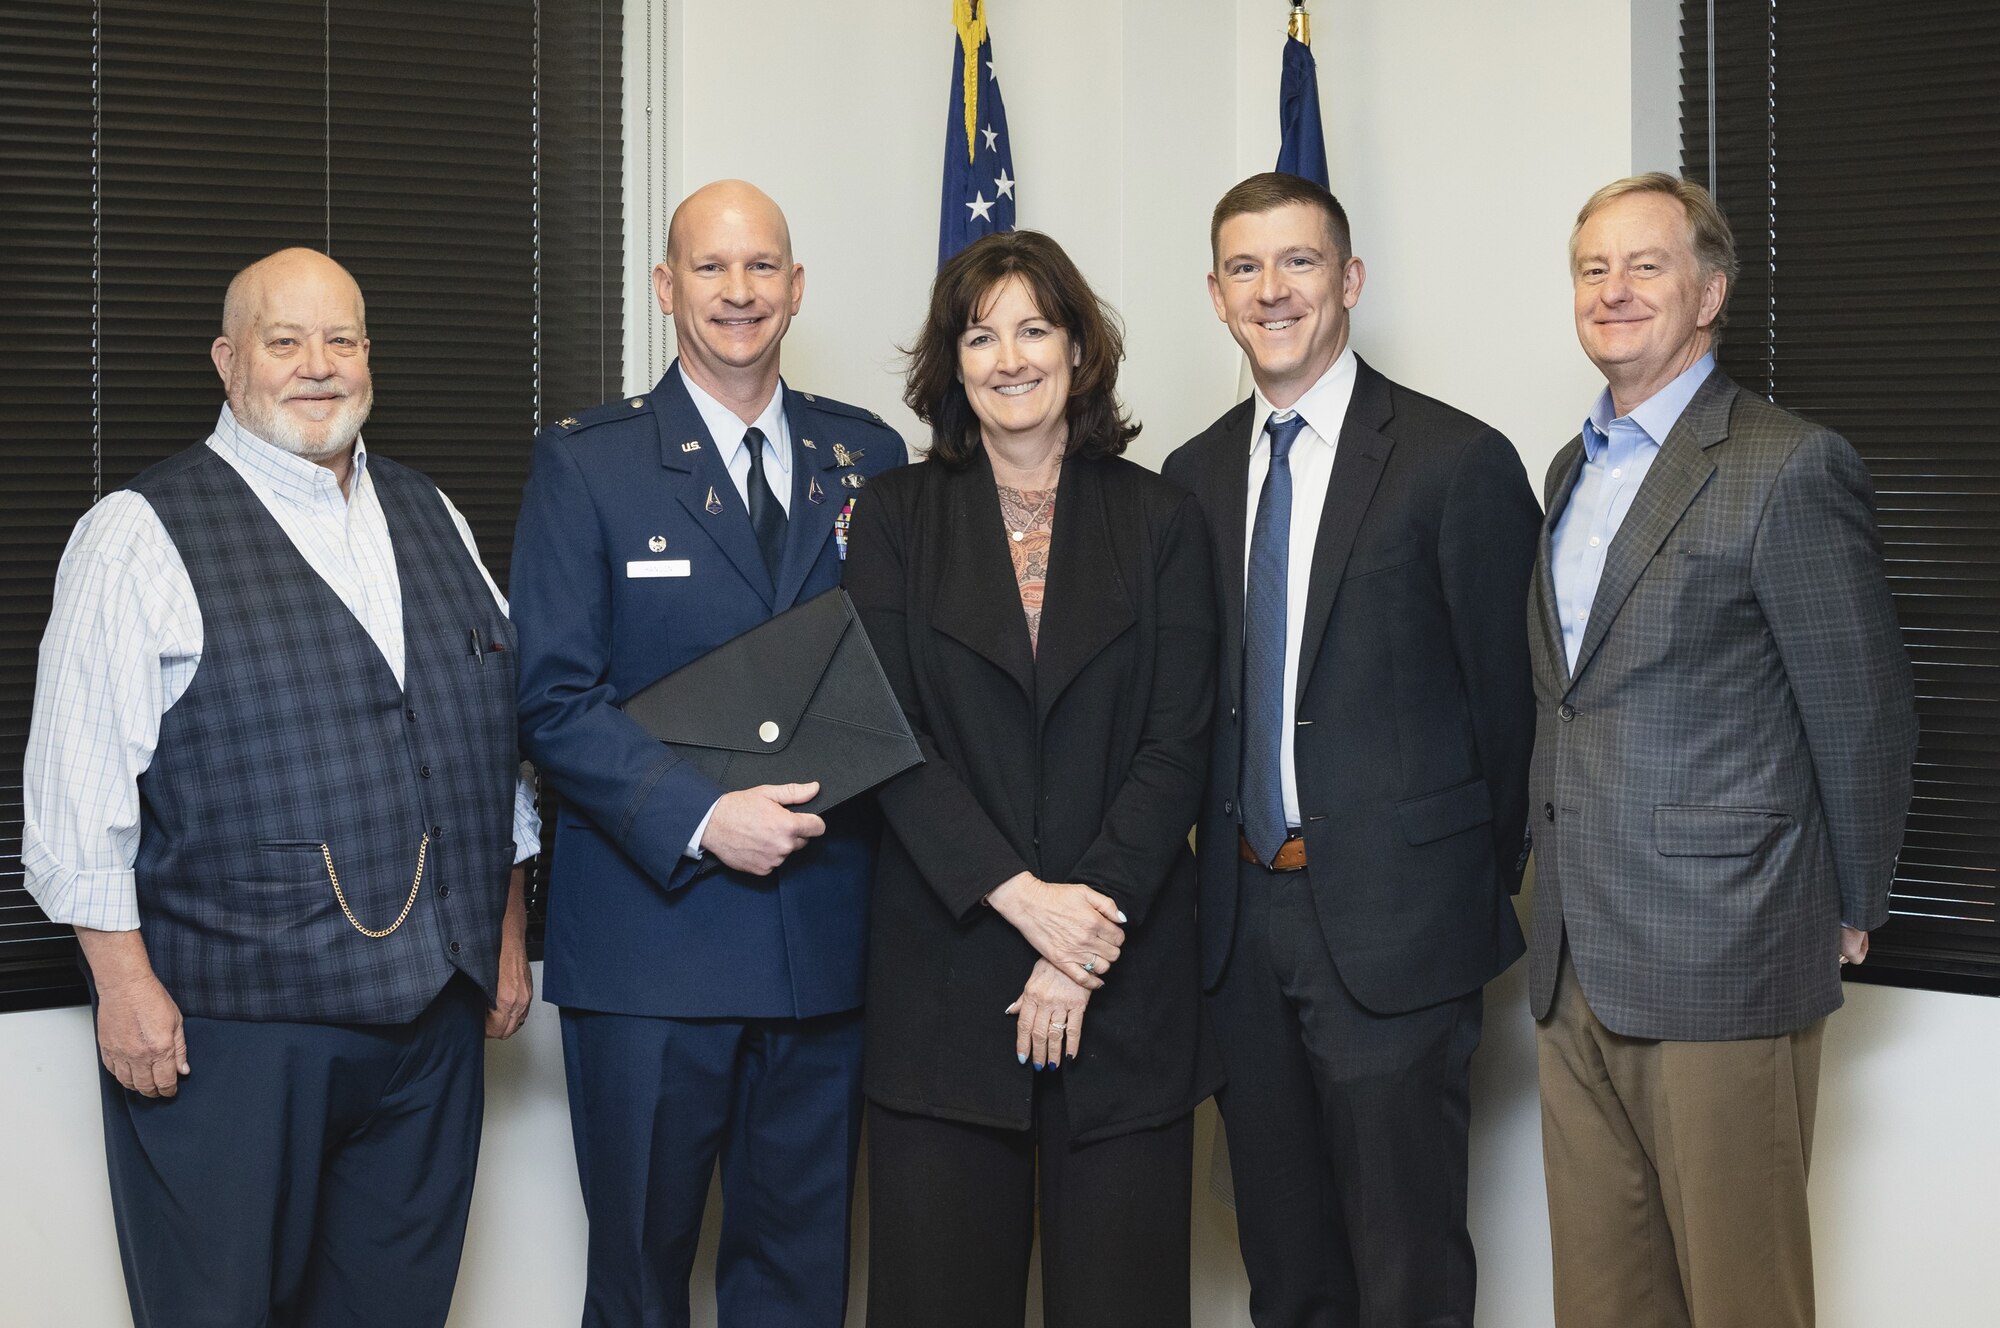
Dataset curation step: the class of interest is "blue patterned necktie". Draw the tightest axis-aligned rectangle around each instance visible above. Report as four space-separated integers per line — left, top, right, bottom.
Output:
743 426 787 577
1242 411 1307 866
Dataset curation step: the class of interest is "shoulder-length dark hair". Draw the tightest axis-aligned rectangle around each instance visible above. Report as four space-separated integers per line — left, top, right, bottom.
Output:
903 230 1140 467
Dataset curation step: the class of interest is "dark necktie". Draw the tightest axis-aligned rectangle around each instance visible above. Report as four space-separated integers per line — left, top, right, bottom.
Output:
743 426 787 577
1241 411 1307 866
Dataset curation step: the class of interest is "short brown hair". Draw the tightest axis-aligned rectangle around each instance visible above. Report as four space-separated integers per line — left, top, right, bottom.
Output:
1210 172 1352 268
904 231 1139 466
1571 172 1740 330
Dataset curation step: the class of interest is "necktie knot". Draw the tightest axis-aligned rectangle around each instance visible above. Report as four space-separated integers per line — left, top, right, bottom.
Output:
1266 411 1306 461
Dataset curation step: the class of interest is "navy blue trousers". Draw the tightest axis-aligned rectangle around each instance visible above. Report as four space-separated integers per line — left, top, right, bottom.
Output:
98 976 488 1328
560 1007 865 1328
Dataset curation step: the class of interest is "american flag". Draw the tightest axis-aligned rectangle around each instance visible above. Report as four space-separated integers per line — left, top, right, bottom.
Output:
938 0 1016 267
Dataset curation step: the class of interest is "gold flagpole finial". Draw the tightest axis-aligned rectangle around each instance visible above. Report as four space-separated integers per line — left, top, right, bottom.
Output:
1288 2 1311 46
954 0 988 164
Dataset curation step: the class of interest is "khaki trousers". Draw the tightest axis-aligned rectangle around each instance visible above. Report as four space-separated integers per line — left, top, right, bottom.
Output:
1537 951 1823 1328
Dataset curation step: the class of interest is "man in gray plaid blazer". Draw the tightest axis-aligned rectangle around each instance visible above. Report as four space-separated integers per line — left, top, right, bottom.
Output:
1527 174 1917 1328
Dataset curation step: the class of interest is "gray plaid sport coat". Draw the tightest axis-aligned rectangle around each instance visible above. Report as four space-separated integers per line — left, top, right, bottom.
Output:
1526 367 1918 1041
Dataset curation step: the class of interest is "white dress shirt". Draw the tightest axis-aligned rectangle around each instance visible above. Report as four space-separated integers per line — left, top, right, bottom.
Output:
674 367 799 856
1243 347 1359 829
21 404 540 932
681 367 793 516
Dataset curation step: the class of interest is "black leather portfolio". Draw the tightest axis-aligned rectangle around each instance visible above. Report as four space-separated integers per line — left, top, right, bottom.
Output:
620 588 922 816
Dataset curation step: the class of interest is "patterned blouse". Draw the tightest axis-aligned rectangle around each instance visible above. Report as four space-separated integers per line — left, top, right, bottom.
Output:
996 483 1057 654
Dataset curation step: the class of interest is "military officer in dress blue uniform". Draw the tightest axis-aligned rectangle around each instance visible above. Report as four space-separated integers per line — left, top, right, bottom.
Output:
512 179 905 1328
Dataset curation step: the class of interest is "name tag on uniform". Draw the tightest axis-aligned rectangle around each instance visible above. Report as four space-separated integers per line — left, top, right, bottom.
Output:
626 559 691 578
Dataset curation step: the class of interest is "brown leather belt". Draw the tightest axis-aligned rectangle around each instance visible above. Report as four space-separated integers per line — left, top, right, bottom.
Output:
1239 831 1308 872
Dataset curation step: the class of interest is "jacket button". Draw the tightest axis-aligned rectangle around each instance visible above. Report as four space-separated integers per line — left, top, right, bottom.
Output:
1224 799 1235 816
406 707 418 722
1544 803 1555 822
419 764 433 779
1229 706 1237 721
437 885 451 900
448 941 461 955
1558 704 1576 722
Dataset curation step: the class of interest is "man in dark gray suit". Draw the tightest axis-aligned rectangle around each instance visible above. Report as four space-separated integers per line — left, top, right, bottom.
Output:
1528 173 1918 1328
1168 172 1540 1328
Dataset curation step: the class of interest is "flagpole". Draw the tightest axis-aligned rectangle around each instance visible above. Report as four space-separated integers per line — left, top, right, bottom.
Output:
1289 2 1310 46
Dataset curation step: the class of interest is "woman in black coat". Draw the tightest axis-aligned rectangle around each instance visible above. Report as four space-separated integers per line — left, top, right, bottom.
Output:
844 230 1217 1328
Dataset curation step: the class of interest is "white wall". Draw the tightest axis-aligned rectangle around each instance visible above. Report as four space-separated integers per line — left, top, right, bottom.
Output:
4 3 1997 1326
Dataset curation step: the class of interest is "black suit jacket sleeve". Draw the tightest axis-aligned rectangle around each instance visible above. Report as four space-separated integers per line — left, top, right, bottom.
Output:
843 478 1031 920
1069 494 1216 927
1438 427 1542 890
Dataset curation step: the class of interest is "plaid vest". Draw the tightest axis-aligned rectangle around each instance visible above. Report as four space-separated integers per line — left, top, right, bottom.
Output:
127 445 520 1023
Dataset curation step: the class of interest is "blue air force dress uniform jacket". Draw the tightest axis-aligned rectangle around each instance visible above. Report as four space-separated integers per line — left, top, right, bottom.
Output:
515 368 905 1019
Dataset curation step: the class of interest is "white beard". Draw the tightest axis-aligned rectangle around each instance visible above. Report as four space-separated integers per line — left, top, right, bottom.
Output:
235 382 373 461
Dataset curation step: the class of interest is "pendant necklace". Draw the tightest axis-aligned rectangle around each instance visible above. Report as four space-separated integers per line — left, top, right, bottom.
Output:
1006 486 1057 542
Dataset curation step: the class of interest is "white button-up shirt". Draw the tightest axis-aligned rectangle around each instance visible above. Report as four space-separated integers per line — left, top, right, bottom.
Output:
681 368 793 515
1243 347 1359 829
21 404 540 931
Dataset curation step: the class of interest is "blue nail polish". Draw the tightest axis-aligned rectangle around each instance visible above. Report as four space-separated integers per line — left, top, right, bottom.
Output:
1033 1061 1044 1071
1049 1056 1061 1069
1017 1052 1027 1064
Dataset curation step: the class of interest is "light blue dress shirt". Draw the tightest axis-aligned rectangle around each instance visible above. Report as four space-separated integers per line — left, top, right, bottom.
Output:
1550 354 1716 672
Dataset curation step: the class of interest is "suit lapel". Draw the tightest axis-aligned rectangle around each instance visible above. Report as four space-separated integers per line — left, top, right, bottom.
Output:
1294 359 1395 702
1206 399 1255 711
771 386 843 609
930 452 1036 699
655 369 775 607
1566 371 1735 684
1533 440 1585 684
1034 458 1136 726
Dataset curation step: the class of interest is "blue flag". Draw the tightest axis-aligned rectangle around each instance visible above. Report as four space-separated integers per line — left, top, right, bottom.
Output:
1276 34 1329 187
939 0 1016 267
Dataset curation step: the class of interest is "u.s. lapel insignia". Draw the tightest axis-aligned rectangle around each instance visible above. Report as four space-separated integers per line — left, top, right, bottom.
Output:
705 486 724 515
840 472 866 489
648 535 667 552
558 416 579 428
832 442 864 468
807 476 826 505
800 437 817 450
681 439 701 453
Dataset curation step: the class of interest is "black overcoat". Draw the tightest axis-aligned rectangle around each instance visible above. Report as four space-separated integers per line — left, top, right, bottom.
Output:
843 450 1219 1143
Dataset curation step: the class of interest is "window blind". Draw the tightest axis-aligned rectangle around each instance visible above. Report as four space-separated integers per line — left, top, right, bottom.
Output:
1683 0 2000 992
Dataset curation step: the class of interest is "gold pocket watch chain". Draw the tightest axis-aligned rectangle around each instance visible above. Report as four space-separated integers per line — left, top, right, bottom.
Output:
320 831 430 938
